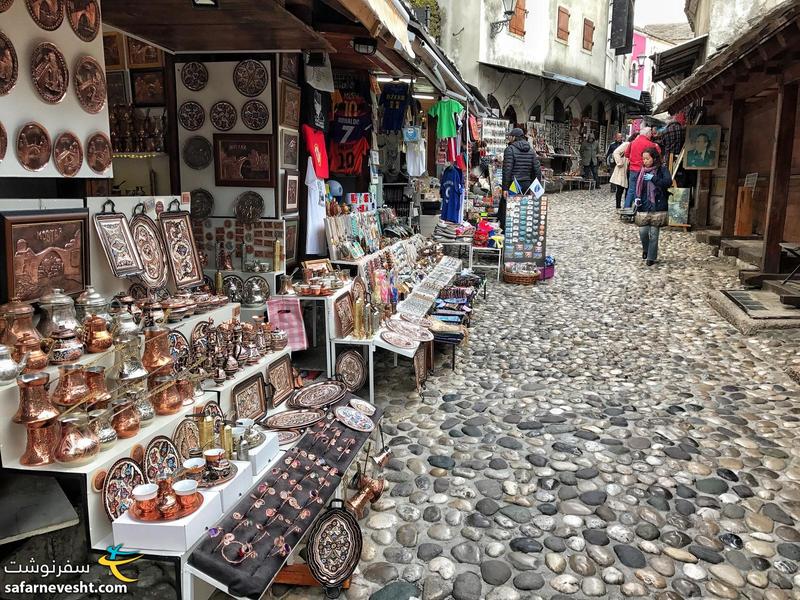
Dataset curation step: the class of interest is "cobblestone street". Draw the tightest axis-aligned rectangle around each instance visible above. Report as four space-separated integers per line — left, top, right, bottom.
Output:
287 188 800 600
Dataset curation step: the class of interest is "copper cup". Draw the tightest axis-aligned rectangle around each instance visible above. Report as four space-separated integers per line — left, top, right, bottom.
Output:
132 483 158 515
174 479 198 509
111 398 141 439
20 420 58 466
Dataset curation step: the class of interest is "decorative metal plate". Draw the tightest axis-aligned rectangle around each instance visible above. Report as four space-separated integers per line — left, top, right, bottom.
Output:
0 32 18 96
210 101 237 131
183 135 212 170
351 276 367 306
400 313 434 328
287 380 347 410
178 101 205 131
181 61 208 91
232 373 267 421
222 274 243 303
159 208 204 288
130 444 144 464
276 429 303 446
94 209 144 277
233 59 268 97
386 319 434 342
66 0 100 42
31 42 68 104
74 55 106 114
203 400 225 435
102 457 145 521
242 275 270 307
26 0 64 30
143 435 180 483
263 408 325 430
168 330 190 375
268 354 294 408
173 418 200 461
0 0 13 13
334 406 374 432
86 131 112 174
306 502 363 591
196 462 238 489
128 282 147 300
190 188 214 220
380 330 416 350
130 211 169 290
336 351 367 393
241 99 269 130
53 131 83 177
0 121 6 162
349 398 375 416
234 191 263 224
16 121 51 172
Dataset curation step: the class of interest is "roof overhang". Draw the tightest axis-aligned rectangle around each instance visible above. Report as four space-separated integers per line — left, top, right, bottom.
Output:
652 34 707 83
336 0 414 57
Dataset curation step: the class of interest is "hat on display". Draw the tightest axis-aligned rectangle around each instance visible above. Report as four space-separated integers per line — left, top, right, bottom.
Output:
508 128 524 138
328 180 343 198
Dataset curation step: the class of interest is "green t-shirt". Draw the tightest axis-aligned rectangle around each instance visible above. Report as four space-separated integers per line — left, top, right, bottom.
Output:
428 98 463 139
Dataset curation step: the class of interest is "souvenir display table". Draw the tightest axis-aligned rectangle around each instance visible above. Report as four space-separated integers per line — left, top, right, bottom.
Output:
469 246 502 282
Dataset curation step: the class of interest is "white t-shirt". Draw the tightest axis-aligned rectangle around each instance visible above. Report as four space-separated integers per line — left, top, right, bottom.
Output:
406 139 427 177
305 156 327 255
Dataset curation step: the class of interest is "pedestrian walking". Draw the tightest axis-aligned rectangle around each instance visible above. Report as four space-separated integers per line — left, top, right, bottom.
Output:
501 128 543 228
605 132 624 196
634 148 671 266
624 126 660 208
580 134 600 186
610 133 635 209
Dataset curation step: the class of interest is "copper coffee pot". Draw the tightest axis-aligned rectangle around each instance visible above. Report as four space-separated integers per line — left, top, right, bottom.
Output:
1 297 41 350
150 375 182 415
52 364 90 408
156 473 179 517
48 326 84 364
14 372 59 425
86 366 112 410
371 446 393 469
15 333 48 372
20 420 58 466
142 323 172 377
345 473 386 519
53 414 100 466
111 397 140 439
83 314 113 353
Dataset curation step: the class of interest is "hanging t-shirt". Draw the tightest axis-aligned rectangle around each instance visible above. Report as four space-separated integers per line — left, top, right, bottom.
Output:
304 156 327 255
406 139 427 177
302 124 329 179
379 82 410 131
330 113 373 144
332 89 370 119
304 85 331 132
440 165 464 223
329 138 370 175
428 98 463 139
378 132 402 179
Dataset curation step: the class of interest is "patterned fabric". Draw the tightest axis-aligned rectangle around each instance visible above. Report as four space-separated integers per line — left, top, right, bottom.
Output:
267 297 307 351
661 122 685 157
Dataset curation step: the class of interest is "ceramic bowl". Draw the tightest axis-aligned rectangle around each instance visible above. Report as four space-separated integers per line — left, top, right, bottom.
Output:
132 483 158 501
173 479 198 496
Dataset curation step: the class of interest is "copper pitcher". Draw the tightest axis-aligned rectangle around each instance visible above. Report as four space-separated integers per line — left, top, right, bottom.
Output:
142 324 172 377
14 372 59 425
15 333 48 372
111 397 140 439
150 375 182 415
52 365 90 409
48 326 84 364
86 366 111 410
1 297 41 350
53 414 100 466
83 314 113 353
21 420 58 466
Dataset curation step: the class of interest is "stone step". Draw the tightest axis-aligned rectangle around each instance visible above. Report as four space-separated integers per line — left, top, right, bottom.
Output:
762 280 800 307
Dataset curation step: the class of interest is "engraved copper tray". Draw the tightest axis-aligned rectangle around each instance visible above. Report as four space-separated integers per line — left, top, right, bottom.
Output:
0 0 13 13
66 0 101 42
158 203 204 288
130 203 169 290
241 99 269 130
287 380 347 410
26 0 64 31
53 131 83 177
74 56 106 114
86 132 112 174
0 31 18 96
262 408 325 430
129 492 204 521
179 101 205 131
306 500 363 591
31 42 68 104
335 350 366 393
16 122 51 172
210 101 237 131
175 462 239 489
234 191 263 224
93 202 144 277
180 61 208 91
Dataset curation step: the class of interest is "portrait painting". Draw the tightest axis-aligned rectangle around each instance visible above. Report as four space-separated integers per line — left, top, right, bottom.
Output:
213 134 274 187
102 31 124 70
684 125 721 170
126 37 163 69
130 69 165 107
280 129 299 170
283 170 300 215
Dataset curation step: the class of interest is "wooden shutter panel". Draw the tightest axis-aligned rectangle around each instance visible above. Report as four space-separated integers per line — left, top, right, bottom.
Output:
583 18 594 50
557 6 570 41
509 0 526 36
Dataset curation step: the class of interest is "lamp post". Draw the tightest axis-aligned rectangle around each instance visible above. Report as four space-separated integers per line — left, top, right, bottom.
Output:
490 0 518 36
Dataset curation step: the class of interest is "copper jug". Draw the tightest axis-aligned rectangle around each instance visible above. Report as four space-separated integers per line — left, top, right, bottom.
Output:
21 420 58 466
150 375 182 415
83 314 113 353
14 372 59 425
89 409 117 450
86 366 112 410
111 397 140 439
15 333 48 372
142 324 172 377
1 297 41 350
48 326 84 364
52 364 90 409
109 335 148 390
53 414 100 466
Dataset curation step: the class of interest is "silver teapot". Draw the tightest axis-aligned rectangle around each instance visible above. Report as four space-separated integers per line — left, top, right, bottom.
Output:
75 287 111 326
0 344 28 383
37 288 81 338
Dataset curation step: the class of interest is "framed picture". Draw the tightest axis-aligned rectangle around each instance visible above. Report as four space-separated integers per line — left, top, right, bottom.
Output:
267 354 294 408
280 129 299 170
684 125 721 170
279 53 300 83
0 209 90 303
106 71 129 106
213 134 274 188
103 31 125 71
130 69 165 107
93 209 144 279
284 217 298 269
232 373 267 421
302 258 333 277
333 291 354 338
158 207 204 288
282 170 300 215
126 37 163 69
280 82 301 129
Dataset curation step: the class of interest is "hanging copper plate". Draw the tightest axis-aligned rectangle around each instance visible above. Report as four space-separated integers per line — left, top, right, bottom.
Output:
66 0 101 42
26 0 64 30
209 101 237 131
16 122 51 172
241 99 269 130
306 501 363 592
73 55 106 114
178 101 205 131
31 42 68 104
183 135 212 170
190 188 214 220
53 131 83 177
0 31 18 96
130 207 169 290
287 380 347 410
180 61 208 91
0 0 14 13
86 131 112 174
335 350 367 393
0 121 6 163
234 191 263 224
233 59 267 97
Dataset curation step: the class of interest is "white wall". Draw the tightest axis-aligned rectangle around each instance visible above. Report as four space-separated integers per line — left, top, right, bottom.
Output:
693 0 790 53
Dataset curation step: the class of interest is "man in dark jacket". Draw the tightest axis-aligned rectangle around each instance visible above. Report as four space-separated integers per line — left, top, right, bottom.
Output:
500 128 543 229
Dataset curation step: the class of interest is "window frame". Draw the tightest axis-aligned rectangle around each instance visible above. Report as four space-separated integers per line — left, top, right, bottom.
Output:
582 17 595 51
556 6 570 42
508 0 527 37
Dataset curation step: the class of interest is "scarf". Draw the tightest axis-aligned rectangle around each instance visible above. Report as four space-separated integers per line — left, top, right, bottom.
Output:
636 165 659 208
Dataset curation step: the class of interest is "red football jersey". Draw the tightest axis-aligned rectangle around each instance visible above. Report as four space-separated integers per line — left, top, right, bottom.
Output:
329 138 370 175
302 124 329 179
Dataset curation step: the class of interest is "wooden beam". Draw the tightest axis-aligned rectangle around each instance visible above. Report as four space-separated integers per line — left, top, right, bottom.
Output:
695 170 712 228
721 99 746 237
762 81 799 272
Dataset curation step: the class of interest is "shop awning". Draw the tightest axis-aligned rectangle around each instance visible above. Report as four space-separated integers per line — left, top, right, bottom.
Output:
337 0 414 57
102 0 333 53
652 35 707 84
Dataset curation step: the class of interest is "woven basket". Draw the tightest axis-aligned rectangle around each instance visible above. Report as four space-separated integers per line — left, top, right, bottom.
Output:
502 269 540 285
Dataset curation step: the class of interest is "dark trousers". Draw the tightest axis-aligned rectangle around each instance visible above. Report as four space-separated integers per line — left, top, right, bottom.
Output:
615 185 625 209
582 163 598 184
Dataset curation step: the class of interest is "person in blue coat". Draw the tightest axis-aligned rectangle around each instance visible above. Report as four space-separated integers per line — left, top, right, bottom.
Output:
634 148 672 266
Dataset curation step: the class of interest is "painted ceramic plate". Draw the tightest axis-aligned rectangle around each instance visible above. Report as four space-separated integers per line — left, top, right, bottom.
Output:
210 100 237 131
144 435 180 483
335 350 367 393
66 0 101 42
241 99 269 130
26 0 64 30
0 32 18 96
183 135 212 170
191 320 211 348
17 122 51 172
203 400 225 434
52 131 83 177
130 212 169 290
386 319 434 342
349 398 375 416
168 330 190 375
234 191 263 224
190 189 214 220
276 429 303 446
173 418 201 461
31 42 68 104
233 59 268 97
178 101 205 131
222 274 244 303
380 330 417 350
86 131 112 174
102 457 145 521
306 502 363 590
334 406 374 433
74 56 106 114
181 61 208 91
288 380 347 410
263 408 325 430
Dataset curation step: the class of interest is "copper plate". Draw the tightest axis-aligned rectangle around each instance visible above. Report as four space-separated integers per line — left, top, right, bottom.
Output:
178 101 205 131
232 373 267 421
234 191 263 224
66 0 101 42
130 209 169 289
93 210 144 277
0 0 13 13
190 189 214 220
241 99 269 130
26 0 64 30
130 443 144 464
74 55 106 114
276 429 303 445
195 462 238 489
129 492 203 521
335 350 367 393
268 354 294 408
180 61 208 91
233 59 267 97
386 318 434 342
0 121 7 162
86 132 112 174
287 380 347 410
209 101 237 131
53 131 83 177
262 408 325 430
183 136 212 170
222 274 243 303
306 502 363 590
0 31 18 96
380 330 417 350
159 208 204 288
31 42 68 104
16 122 51 172
102 457 144 521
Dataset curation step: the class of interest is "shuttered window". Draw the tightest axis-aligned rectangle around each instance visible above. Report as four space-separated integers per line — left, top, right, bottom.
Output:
509 0 527 36
557 6 570 41
583 18 595 50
